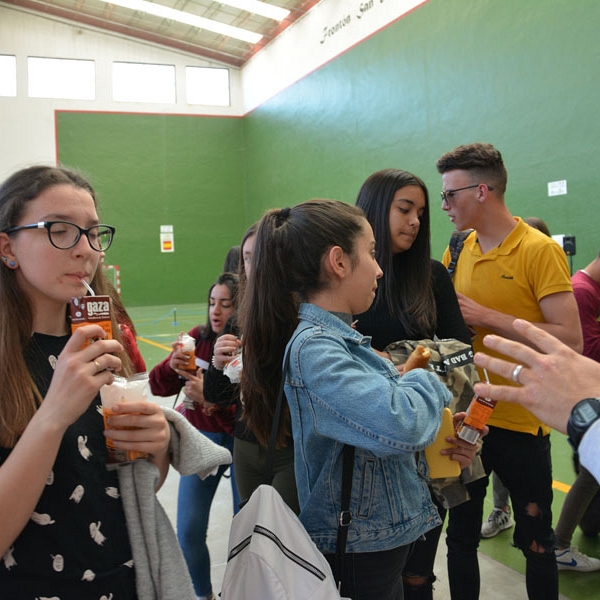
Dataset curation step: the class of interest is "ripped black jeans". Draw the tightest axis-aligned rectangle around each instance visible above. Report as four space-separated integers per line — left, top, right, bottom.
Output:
445 426 558 600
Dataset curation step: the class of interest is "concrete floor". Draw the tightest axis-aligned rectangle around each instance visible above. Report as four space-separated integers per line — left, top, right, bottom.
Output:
154 394 571 600
157 470 572 600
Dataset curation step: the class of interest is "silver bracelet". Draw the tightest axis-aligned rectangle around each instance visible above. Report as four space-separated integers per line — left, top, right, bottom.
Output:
211 354 223 370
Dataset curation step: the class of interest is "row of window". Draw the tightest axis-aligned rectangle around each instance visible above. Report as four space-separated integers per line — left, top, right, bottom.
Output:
0 55 230 106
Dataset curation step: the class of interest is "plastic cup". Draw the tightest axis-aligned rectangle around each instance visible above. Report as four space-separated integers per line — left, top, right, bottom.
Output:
100 373 151 469
179 333 197 372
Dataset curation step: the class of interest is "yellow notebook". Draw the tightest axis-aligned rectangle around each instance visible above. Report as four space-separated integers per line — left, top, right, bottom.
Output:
424 408 461 479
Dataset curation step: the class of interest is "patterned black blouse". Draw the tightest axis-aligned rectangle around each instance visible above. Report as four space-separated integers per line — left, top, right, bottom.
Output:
0 333 137 599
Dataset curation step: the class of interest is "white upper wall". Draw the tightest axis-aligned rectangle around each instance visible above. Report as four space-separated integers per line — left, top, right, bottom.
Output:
0 4 242 180
0 0 424 179
241 0 425 112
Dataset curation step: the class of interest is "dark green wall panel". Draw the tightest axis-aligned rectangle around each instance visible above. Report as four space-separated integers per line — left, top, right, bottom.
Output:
56 0 600 310
57 112 246 306
243 0 600 265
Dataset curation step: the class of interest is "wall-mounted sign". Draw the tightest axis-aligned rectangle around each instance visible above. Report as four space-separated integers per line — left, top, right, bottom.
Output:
160 225 174 253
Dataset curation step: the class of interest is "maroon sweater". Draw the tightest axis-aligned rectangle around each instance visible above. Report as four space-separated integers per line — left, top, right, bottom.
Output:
573 270 600 362
149 325 235 435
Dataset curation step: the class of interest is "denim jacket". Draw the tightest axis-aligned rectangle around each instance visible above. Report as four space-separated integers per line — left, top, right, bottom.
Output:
285 303 451 554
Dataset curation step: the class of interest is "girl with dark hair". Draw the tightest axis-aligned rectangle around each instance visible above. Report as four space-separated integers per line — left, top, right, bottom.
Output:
204 223 300 513
222 244 241 274
355 169 474 599
149 272 240 600
239 198 451 600
0 165 172 597
354 168 471 347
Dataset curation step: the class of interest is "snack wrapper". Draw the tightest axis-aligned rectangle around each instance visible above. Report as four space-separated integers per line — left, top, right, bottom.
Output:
223 352 243 383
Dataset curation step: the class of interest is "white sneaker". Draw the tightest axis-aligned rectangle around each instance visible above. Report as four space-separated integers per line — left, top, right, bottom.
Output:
556 546 600 572
481 507 514 538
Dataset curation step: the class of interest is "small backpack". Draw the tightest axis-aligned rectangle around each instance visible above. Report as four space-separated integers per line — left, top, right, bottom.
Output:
221 485 343 600
384 338 486 508
447 229 474 279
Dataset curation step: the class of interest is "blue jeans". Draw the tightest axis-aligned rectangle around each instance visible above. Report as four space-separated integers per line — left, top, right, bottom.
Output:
177 430 239 597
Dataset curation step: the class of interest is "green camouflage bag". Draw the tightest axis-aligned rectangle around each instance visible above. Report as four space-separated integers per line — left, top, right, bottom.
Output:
384 337 486 508
384 337 478 414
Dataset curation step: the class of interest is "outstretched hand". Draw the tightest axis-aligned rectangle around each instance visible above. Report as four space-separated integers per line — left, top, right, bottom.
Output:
473 319 600 434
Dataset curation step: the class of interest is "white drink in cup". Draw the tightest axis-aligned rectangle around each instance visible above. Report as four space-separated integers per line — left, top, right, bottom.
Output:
100 373 151 469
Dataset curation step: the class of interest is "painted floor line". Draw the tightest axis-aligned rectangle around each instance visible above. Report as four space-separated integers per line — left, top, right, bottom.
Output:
138 336 171 352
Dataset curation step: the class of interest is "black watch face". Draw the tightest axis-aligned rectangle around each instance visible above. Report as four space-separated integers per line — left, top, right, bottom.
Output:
575 401 600 426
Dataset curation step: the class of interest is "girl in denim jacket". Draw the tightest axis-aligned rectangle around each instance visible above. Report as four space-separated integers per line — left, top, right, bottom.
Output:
237 199 452 600
355 168 477 599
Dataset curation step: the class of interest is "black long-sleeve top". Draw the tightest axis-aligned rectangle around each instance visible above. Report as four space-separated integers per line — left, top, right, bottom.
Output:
204 318 258 443
355 259 471 349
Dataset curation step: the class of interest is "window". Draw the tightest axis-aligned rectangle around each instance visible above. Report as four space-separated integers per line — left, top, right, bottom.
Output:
0 55 17 97
186 66 230 106
28 57 95 100
113 62 176 103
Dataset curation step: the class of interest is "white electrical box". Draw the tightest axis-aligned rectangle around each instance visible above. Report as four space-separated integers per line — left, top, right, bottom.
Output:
548 180 567 196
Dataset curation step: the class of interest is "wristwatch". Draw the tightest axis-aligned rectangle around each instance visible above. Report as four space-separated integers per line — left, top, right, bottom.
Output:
567 398 600 450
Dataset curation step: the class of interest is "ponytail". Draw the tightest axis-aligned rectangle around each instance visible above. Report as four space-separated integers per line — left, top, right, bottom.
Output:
239 209 298 447
240 200 365 447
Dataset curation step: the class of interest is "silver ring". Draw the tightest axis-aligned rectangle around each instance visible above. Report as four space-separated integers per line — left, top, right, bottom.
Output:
93 359 102 373
512 363 524 384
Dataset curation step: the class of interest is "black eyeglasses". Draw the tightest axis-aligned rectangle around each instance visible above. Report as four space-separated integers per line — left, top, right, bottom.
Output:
4 221 115 252
440 184 494 205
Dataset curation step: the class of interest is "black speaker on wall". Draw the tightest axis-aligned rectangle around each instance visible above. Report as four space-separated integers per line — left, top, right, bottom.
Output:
563 235 576 256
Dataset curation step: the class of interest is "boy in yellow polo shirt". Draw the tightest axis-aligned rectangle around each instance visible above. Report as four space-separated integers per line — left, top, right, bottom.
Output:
437 142 582 600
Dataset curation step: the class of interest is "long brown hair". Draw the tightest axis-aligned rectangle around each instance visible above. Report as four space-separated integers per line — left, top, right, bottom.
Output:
0 165 128 447
239 200 365 447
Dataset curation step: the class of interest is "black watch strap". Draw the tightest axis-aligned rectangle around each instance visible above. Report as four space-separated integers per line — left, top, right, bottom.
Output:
567 398 600 450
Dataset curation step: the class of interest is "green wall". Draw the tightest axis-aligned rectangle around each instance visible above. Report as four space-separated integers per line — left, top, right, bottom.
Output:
243 0 600 263
57 112 245 306
57 0 600 306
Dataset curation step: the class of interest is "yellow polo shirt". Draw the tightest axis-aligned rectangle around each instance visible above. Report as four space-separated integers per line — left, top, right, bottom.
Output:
442 218 572 435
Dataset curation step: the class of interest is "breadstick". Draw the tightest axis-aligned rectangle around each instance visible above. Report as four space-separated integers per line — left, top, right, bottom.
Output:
403 344 431 372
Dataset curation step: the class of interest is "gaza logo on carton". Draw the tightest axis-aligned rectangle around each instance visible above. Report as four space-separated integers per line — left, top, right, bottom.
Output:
69 295 113 345
86 299 110 317
72 298 111 320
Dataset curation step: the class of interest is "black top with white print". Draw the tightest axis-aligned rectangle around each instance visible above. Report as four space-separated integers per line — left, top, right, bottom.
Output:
0 333 137 599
